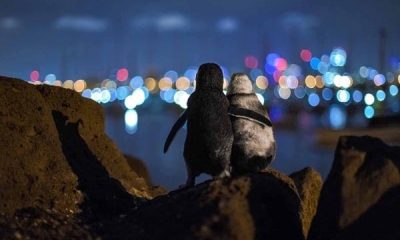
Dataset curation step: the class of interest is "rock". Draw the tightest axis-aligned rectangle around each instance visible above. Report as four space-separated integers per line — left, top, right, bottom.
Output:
308 136 400 240
0 77 81 215
124 169 305 240
0 76 161 217
0 207 95 239
124 154 153 186
289 167 322 238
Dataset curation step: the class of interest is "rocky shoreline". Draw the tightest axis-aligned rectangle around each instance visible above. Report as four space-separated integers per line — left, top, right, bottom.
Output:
1 76 399 239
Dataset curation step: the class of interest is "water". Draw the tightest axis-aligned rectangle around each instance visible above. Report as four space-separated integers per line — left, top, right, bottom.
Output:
105 103 334 190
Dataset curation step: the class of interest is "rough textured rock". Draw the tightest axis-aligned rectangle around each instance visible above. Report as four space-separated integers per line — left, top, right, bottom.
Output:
0 76 160 217
289 167 322 238
124 154 153 186
308 135 400 240
0 77 81 215
0 208 95 240
123 169 305 240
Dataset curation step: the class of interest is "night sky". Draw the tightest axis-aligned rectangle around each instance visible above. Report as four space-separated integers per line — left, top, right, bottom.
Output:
1 0 400 80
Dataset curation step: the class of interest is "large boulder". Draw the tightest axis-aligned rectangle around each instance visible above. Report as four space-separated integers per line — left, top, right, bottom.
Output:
0 77 81 215
308 136 400 240
0 76 162 217
120 169 305 240
290 167 322 238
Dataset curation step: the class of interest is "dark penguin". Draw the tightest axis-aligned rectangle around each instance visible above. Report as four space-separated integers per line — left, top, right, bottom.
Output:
227 73 276 175
164 63 233 187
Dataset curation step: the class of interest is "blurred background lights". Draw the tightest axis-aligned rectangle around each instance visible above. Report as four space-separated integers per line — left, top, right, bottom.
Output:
116 86 130 100
364 93 375 105
30 70 40 81
91 88 102 102
184 68 197 81
255 76 268 90
266 53 279 66
130 76 144 89
278 87 291 99
45 74 56 83
63 80 74 89
376 90 386 102
124 109 138 135
336 89 350 103
124 95 137 109
359 66 369 78
175 77 190 90
329 105 347 129
250 68 263 80
330 48 347 67
274 58 288 71
310 57 320 70
244 55 258 69
159 77 173 90
364 106 375 119
164 70 179 82
294 87 306 99
322 88 333 101
73 79 86 92
116 68 129 81
373 74 386 86
81 89 91 99
101 89 111 103
352 90 363 103
389 85 399 96
300 49 312 62
132 88 146 106
305 75 316 88
308 93 320 107
145 77 157 92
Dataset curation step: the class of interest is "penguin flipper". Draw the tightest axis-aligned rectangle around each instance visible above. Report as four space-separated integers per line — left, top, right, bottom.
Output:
228 106 272 127
163 110 188 153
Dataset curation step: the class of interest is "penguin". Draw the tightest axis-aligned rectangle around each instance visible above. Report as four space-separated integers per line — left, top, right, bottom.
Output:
226 73 276 175
164 63 233 187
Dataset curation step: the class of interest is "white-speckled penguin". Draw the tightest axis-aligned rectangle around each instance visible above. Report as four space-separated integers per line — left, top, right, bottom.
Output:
164 63 233 187
227 73 276 175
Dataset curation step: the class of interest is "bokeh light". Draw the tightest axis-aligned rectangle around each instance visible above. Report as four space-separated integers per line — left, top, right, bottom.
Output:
352 90 363 103
63 80 74 89
159 77 173 90
364 93 375 105
308 93 320 107
255 76 268 90
125 109 138 135
73 79 86 92
376 90 386 102
389 85 399 96
244 55 258 69
30 70 40 81
364 106 374 119
130 76 144 89
329 105 346 129
117 68 129 81
330 48 347 67
300 49 312 62
337 90 350 103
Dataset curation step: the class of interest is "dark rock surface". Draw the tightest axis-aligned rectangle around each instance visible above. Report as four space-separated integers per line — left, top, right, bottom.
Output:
290 167 322 238
127 169 305 240
0 76 161 217
308 135 400 240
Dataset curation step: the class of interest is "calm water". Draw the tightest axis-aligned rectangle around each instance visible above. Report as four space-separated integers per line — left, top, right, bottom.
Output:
105 103 334 190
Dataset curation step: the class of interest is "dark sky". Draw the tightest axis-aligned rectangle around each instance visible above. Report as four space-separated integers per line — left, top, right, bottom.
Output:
1 0 399 80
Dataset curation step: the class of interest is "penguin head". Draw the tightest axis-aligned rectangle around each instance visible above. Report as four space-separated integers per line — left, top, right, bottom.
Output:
195 63 223 91
227 73 253 95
